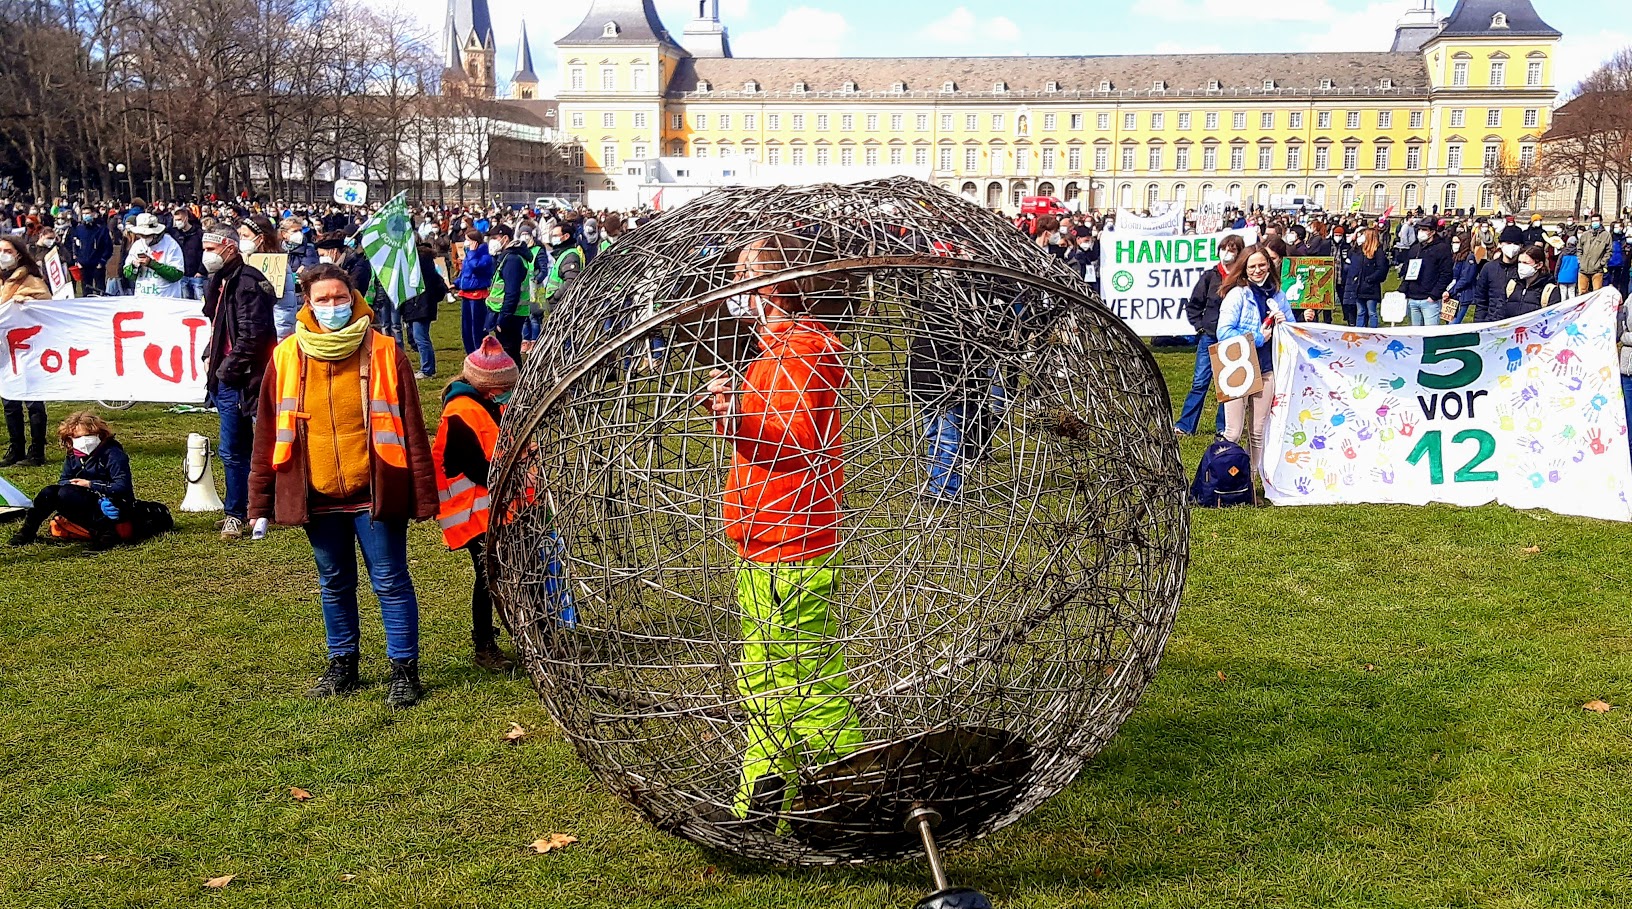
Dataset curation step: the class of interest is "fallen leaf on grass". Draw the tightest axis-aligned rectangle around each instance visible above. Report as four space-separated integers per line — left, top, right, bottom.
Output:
339 873 356 882
1522 545 1541 554
87 854 108 861
1364 663 1376 672
503 723 528 744
701 865 717 880
204 875 234 889
1216 670 1227 681
1583 699 1614 713
530 834 578 854
289 787 312 801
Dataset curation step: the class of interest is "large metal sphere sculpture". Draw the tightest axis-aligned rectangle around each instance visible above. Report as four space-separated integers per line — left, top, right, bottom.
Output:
488 178 1188 867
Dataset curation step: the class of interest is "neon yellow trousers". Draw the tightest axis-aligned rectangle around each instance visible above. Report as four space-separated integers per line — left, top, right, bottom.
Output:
733 553 862 818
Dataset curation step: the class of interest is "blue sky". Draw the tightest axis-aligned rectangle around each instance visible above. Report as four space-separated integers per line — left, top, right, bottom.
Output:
409 1 1619 101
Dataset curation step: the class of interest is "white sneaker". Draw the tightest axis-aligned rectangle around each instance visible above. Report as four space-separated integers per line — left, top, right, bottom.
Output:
250 517 269 541
220 516 244 541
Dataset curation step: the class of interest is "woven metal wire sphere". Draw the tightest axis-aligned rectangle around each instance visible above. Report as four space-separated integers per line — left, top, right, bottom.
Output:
488 177 1189 866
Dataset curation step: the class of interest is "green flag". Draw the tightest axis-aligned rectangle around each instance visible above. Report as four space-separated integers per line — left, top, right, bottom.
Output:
357 191 421 307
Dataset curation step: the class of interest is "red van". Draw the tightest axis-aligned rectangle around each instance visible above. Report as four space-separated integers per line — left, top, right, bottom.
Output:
1020 195 1070 217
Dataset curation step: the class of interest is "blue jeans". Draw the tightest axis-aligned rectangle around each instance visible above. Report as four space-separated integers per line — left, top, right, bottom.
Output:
1356 298 1380 328
1621 375 1632 447
304 512 420 660
408 320 435 375
374 297 404 347
523 314 541 342
1407 298 1441 327
460 295 487 354
214 384 254 520
184 276 207 300
923 403 967 498
1176 335 1228 435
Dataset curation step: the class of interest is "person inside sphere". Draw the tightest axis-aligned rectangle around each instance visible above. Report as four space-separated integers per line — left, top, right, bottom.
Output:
705 233 861 826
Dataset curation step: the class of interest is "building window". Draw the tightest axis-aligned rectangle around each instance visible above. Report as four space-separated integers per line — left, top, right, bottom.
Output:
793 81 807 93
939 113 952 131
1097 112 1111 130
1486 109 1502 128
965 147 979 172
1151 112 1165 130
695 113 707 129
1403 183 1418 208
694 147 707 158
1178 112 1191 131
1208 79 1221 91
633 112 647 129
1527 60 1543 86
1314 146 1329 170
1205 112 1220 130
938 146 953 171
571 147 585 167
1233 112 1246 130
1148 146 1162 171
1378 111 1393 129
1444 182 1458 210
1484 142 1501 169
1176 146 1190 171
1346 111 1361 130
633 68 647 92
1523 108 1539 128
917 114 929 131
1230 146 1244 171
1320 78 1334 90
602 144 617 167
1042 147 1056 173
1453 60 1468 86
1258 145 1272 170
569 68 585 91
1449 109 1465 128
1043 113 1057 131
842 81 856 93
601 68 615 91
1480 182 1495 210
632 143 647 159
816 146 830 166
1489 60 1505 86
767 147 781 165
885 114 897 131
1263 79 1276 90
792 114 805 130
816 114 829 130
1375 146 1390 170
915 147 929 167
840 114 854 131
1372 183 1388 209
1410 110 1424 129
767 114 780 130
1068 147 1082 171
1260 111 1275 130
1519 144 1535 166
718 113 731 129
743 113 756 130
600 112 615 128
840 147 854 167
991 114 1004 130
1343 145 1358 170
1203 146 1218 171
1447 144 1463 171
966 114 978 131
1286 146 1301 170
1070 113 1083 130
1406 145 1422 170
572 112 585 129
1015 149 1028 175
1123 112 1136 130
1122 147 1136 170
1317 110 1331 130
941 81 955 93
1095 147 1110 171
1289 111 1303 129
792 147 805 166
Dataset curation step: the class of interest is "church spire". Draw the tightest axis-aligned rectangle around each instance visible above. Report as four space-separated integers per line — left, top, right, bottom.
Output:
511 22 539 99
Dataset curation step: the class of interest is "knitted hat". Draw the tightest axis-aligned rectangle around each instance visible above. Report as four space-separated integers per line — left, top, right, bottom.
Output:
1498 225 1525 244
464 335 519 392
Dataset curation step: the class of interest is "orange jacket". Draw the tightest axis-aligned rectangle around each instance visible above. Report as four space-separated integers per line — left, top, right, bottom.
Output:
722 317 848 564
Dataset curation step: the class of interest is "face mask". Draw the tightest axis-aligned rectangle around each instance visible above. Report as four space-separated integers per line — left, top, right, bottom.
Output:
550 233 568 248
39 238 55 249
487 239 502 255
312 302 352 330
81 214 94 223
0 253 15 271
1501 243 1521 258
71 435 101 456
282 236 302 252
1077 242 1091 251
1451 241 1461 252
1517 262 1538 280
237 236 257 254
1593 222 1603 230
725 293 753 320
1219 251 1237 266
202 250 227 274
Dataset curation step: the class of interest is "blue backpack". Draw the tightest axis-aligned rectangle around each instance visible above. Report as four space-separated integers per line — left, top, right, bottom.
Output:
1191 439 1254 507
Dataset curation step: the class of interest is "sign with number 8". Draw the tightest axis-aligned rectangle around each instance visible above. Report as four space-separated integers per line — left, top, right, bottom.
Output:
1211 335 1263 403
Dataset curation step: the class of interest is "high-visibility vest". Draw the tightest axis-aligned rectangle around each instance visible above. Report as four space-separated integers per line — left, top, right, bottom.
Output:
486 248 534 313
431 394 501 550
270 331 408 471
543 246 582 300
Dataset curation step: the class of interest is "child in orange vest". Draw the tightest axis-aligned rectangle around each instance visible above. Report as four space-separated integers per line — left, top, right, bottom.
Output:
432 336 520 672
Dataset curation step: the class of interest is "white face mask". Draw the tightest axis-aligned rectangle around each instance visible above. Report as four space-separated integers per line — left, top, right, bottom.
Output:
725 293 754 320
1501 243 1521 259
1517 262 1539 280
202 250 226 274
487 238 502 255
1219 251 1237 266
72 435 101 456
0 252 15 271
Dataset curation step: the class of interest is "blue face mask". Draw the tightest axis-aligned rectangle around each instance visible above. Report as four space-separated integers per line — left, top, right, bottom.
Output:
312 302 352 330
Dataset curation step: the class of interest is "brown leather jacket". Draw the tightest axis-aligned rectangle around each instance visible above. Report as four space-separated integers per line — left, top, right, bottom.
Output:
247 329 437 527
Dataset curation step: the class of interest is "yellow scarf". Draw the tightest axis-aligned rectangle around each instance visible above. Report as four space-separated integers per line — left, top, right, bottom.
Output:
294 314 371 361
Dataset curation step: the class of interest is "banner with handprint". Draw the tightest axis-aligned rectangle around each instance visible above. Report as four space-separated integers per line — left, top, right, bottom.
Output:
1263 287 1632 523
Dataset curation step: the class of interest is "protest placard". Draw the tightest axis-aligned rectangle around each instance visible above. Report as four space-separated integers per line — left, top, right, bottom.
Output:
1263 288 1632 522
41 247 74 300
1210 335 1264 403
1282 257 1337 311
1114 206 1184 237
0 296 212 402
244 252 289 295
1097 227 1259 336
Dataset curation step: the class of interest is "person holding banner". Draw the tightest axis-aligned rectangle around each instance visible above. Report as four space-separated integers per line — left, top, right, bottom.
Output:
202 226 279 541
1175 233 1244 437
1445 232 1479 324
248 264 437 708
0 236 51 468
1216 246 1295 473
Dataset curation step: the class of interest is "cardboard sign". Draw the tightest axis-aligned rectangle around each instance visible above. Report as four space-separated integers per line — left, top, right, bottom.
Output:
1210 334 1265 403
41 247 73 299
244 252 289 295
1282 257 1337 311
333 179 368 206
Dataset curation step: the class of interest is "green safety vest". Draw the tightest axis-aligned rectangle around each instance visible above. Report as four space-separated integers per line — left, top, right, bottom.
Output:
544 246 583 300
486 248 534 313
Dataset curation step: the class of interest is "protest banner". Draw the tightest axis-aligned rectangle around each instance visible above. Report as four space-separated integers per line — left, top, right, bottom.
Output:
1282 257 1336 311
1114 206 1184 237
0 296 212 402
1097 227 1259 336
333 178 368 206
41 247 74 300
1262 288 1632 522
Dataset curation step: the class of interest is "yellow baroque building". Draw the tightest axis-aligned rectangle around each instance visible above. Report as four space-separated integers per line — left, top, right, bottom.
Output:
552 0 1561 215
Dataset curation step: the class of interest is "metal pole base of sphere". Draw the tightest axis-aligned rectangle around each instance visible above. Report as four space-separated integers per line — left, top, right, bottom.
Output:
908 805 993 909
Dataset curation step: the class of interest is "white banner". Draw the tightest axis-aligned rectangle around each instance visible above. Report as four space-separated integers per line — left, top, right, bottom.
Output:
1098 228 1258 336
1114 205 1184 236
0 296 212 403
1263 288 1632 522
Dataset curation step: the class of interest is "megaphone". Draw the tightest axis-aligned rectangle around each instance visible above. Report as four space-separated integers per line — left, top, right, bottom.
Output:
180 433 225 513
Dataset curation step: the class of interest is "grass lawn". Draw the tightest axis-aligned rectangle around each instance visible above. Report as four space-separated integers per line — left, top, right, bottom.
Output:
2 315 1630 909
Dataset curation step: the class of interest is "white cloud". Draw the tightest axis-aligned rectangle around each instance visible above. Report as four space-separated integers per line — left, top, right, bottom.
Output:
1297 1 1399 52
919 7 1021 46
1144 0 1335 24
732 6 850 57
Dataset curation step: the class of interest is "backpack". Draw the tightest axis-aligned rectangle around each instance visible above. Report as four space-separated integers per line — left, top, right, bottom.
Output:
1191 439 1255 508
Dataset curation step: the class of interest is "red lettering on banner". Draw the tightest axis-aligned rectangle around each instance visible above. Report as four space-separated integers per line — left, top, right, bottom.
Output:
6 326 42 374
184 317 208 382
145 343 183 383
112 312 145 376
40 350 63 373
68 348 88 374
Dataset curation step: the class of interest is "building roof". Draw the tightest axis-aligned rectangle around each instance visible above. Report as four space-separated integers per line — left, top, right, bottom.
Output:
1434 0 1561 38
514 24 538 83
558 0 687 54
670 53 1431 98
443 0 494 69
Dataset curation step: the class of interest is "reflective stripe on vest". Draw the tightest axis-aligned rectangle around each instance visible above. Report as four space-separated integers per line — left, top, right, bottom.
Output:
544 247 582 299
270 331 408 470
431 394 502 550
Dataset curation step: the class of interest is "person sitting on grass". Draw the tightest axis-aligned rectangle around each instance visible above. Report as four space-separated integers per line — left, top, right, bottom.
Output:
9 412 133 551
705 232 861 829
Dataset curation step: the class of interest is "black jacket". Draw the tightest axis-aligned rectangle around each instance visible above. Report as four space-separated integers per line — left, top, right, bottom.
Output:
1342 247 1389 300
169 223 204 276
1471 257 1520 323
1489 274 1558 322
57 438 134 507
1304 235 1333 257
1185 263 1229 337
1401 235 1454 300
68 222 113 270
202 259 279 399
398 249 447 323
340 248 375 301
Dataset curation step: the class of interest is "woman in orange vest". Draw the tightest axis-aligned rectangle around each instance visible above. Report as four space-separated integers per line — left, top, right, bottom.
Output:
248 263 438 708
432 335 519 672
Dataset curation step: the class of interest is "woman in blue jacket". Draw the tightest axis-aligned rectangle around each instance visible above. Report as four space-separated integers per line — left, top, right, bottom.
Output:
1446 231 1479 324
1216 245 1296 474
454 230 495 355
9 412 135 550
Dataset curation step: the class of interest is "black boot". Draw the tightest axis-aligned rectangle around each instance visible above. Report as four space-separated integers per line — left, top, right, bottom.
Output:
0 450 20 468
384 658 423 708
7 509 44 546
307 653 360 699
